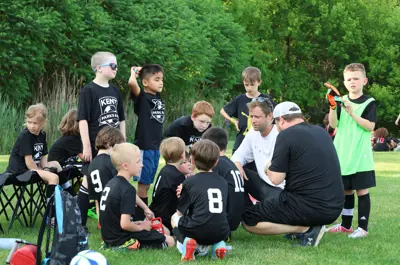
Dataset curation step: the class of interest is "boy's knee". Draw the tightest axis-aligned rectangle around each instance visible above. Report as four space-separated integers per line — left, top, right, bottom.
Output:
356 189 369 196
48 172 59 185
165 235 175 247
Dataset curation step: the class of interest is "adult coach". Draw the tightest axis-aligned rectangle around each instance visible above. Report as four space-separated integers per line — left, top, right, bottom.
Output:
242 102 344 247
231 97 282 201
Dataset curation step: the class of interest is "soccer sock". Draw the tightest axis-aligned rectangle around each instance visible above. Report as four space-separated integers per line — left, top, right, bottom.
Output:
140 196 148 206
172 227 185 244
341 194 354 229
78 186 90 226
46 184 56 202
358 193 371 231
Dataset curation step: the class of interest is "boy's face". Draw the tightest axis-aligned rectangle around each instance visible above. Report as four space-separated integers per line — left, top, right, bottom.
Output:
125 149 143 177
97 56 118 80
243 79 261 93
343 70 367 95
143 72 163 93
191 114 212 132
178 157 192 175
26 115 45 135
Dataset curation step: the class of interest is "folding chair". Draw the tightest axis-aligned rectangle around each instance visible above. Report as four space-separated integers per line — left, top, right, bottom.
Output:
4 171 47 231
62 165 83 189
0 172 12 233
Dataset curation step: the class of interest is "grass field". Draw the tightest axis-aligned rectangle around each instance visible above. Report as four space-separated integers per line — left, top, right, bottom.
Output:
1 152 400 265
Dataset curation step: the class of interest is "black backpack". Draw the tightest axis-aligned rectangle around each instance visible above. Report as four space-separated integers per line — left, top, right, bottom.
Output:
36 185 88 265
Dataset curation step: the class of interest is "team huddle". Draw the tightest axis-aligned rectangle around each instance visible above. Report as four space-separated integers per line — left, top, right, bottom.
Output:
5 51 376 261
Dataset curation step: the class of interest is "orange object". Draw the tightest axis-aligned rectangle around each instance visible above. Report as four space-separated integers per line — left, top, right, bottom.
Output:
151 217 165 234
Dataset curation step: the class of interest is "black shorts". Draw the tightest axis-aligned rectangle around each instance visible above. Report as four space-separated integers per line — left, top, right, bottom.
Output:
244 168 282 201
111 230 166 249
342 171 376 190
243 193 338 227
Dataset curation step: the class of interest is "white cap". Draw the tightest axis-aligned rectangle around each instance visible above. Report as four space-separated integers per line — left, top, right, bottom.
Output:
273 101 302 118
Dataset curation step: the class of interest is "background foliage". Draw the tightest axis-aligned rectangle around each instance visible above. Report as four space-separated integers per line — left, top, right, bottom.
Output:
0 0 399 154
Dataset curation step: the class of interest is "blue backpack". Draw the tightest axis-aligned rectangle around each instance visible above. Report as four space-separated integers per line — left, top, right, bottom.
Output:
36 185 88 265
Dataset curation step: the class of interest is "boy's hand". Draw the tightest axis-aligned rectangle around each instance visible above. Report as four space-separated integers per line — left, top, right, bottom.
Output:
144 209 154 220
176 184 183 198
82 146 92 162
231 118 239 131
342 99 353 116
324 82 341 110
140 220 152 231
130 66 142 79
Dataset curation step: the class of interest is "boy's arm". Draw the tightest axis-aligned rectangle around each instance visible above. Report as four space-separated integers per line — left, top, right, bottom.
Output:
328 108 338 128
342 99 375 131
120 214 151 232
136 195 154 219
24 156 39 170
220 108 239 131
119 120 126 140
128 67 142 97
79 120 92 162
395 113 400 126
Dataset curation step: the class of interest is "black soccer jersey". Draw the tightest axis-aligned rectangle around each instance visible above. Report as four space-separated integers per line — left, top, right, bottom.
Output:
178 172 230 242
7 128 48 174
337 94 376 122
48 135 82 167
131 90 165 150
213 156 244 231
87 153 117 201
150 165 186 229
163 116 210 147
77 82 125 151
373 137 390 152
99 176 137 246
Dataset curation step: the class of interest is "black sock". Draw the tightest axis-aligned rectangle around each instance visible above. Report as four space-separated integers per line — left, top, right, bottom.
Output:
140 197 148 206
46 184 56 201
78 186 90 226
341 194 354 229
172 227 185 243
358 193 371 231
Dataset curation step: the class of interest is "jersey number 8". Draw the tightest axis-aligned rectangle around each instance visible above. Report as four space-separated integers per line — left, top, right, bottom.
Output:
207 188 223 213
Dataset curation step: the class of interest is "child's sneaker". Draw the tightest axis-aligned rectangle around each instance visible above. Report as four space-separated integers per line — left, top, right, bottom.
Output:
181 237 197 262
326 224 353 233
348 227 368 238
211 241 227 260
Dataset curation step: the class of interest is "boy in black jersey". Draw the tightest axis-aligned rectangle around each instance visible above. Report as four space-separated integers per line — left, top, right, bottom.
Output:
6 104 74 201
150 137 187 232
164 101 214 148
100 143 175 250
77 51 126 228
48 109 83 168
220 67 275 153
202 128 244 236
128 64 165 207
171 140 229 261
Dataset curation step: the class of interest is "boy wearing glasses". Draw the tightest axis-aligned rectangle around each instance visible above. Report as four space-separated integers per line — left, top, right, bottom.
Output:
220 67 275 154
77 51 126 229
128 64 165 207
327 63 376 238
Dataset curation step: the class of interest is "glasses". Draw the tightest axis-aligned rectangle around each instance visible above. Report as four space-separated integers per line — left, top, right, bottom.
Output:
251 97 274 112
99 63 118 70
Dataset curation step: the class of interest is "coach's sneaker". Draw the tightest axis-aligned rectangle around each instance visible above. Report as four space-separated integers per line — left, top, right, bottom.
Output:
298 225 325 247
348 227 368 238
181 237 197 261
284 233 304 241
326 224 353 233
211 241 227 260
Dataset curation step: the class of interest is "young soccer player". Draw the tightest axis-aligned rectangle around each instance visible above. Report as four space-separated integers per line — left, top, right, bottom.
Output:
220 67 275 153
100 143 175 250
327 63 376 238
77 51 126 228
87 126 125 221
150 137 186 231
171 140 230 261
178 151 192 178
164 101 214 148
202 127 244 236
48 108 83 168
6 103 74 201
128 64 165 206
372 127 390 152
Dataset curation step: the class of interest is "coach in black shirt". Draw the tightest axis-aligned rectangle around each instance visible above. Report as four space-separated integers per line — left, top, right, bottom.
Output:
242 102 344 247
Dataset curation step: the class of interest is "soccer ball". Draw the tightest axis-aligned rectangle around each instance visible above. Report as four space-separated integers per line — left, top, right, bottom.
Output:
70 250 108 265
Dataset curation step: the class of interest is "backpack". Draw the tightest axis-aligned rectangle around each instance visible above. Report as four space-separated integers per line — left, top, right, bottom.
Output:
36 185 88 265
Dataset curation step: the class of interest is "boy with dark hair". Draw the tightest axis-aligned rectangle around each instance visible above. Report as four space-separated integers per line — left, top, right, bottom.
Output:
77 51 126 228
220 66 275 153
202 127 244 236
171 140 229 261
150 137 187 231
164 101 214 148
100 143 175 250
128 64 165 206
87 126 125 219
327 63 376 238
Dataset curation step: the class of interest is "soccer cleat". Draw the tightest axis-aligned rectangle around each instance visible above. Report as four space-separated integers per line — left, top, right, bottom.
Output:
181 238 197 262
326 224 353 233
298 225 325 247
348 227 368 238
211 241 227 260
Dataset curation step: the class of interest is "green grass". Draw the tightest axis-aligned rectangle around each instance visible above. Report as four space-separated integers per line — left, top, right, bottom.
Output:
1 152 400 264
